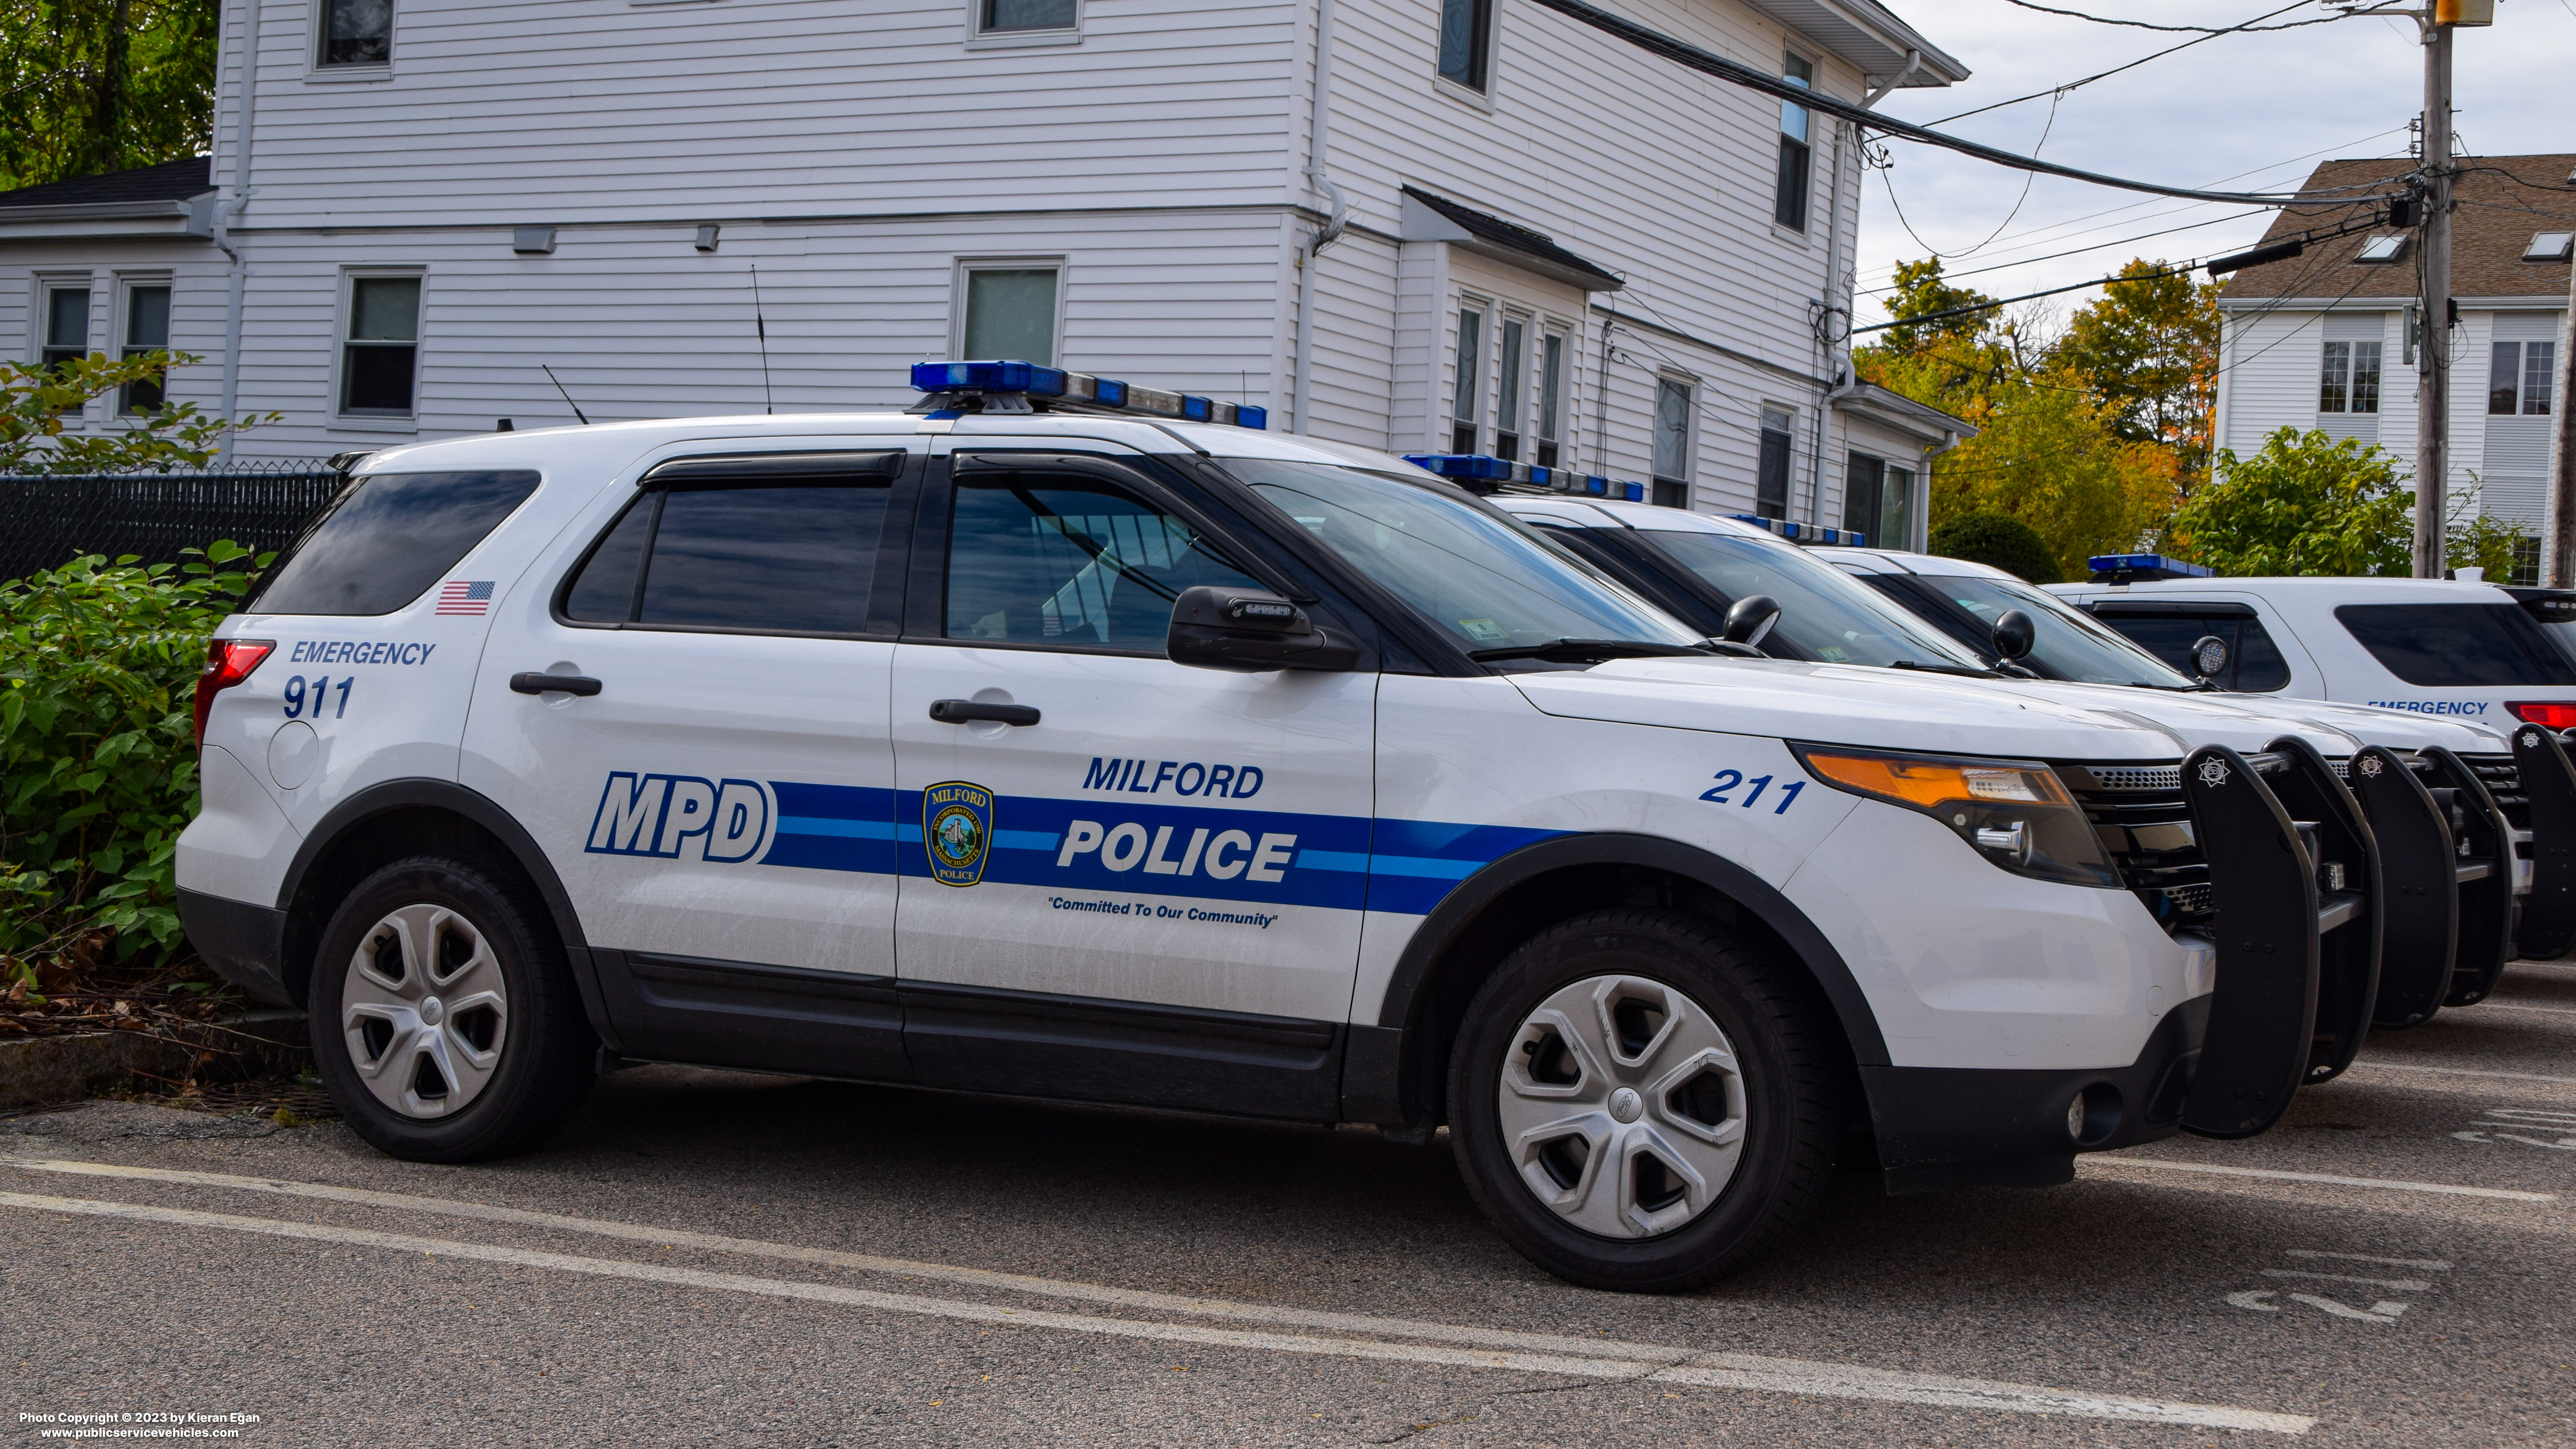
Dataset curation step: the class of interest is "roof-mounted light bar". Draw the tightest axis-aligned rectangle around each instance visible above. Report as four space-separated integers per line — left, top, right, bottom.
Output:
909 359 1266 429
1403 453 1647 502
1734 514 1866 549
2088 553 2214 583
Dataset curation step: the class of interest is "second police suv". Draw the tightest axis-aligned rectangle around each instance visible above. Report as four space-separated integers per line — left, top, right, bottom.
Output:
179 361 2423 1292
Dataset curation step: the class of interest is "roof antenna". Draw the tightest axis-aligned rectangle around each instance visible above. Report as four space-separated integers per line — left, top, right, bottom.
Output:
750 264 775 414
541 364 590 424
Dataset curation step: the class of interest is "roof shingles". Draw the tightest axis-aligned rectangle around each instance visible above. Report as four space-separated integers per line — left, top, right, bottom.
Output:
2219 154 2574 303
0 156 213 211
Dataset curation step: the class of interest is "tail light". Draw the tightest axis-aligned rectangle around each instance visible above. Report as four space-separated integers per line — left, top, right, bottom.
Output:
193 638 275 745
2508 702 2576 730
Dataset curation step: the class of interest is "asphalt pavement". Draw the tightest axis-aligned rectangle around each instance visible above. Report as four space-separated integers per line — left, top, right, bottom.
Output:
3 961 2571 1448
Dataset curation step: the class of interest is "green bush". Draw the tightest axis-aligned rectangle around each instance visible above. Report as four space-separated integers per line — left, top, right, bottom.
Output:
1 542 266 988
1931 512 2064 584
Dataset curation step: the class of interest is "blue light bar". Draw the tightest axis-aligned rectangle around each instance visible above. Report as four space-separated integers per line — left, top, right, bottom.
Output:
1731 514 1863 548
1404 454 1654 501
908 361 1265 428
2088 553 2212 581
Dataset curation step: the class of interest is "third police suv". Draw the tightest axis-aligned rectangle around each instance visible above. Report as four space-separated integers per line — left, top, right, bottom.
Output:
172 359 2504 1292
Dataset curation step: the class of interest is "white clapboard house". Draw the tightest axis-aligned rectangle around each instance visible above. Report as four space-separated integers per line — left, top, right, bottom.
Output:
2214 154 2575 569
0 0 1970 544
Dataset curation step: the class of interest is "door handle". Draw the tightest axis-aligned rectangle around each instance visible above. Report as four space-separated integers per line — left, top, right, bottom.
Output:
511 672 602 696
929 698 1039 726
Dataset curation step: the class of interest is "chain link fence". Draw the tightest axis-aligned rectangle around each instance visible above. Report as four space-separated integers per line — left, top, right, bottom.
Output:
0 463 344 582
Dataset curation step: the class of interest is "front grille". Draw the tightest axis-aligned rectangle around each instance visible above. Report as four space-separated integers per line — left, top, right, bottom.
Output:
2460 753 2528 830
2059 762 2206 928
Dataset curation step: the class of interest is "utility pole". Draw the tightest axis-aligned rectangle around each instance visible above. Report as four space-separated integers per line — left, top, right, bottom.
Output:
2410 17 2454 579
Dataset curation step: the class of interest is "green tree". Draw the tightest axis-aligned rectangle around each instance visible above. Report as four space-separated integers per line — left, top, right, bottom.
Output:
0 0 218 190
2054 260 2221 483
1930 513 2062 584
3 351 277 473
2167 427 2411 576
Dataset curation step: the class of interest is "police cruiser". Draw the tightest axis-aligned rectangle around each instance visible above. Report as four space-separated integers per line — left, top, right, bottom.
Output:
180 362 2371 1292
1487 492 2556 1016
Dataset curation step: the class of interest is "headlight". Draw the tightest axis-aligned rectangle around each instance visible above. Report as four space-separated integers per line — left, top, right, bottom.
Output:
1792 745 2122 889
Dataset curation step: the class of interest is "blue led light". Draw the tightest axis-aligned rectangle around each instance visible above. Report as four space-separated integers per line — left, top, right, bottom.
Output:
1403 453 1515 481
1180 395 1213 422
1622 482 1644 502
1094 377 1128 406
1236 405 1267 430
909 360 1067 395
2088 553 2213 579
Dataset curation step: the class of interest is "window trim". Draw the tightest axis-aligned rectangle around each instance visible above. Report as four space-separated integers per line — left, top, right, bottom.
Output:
330 266 425 431
1434 0 1497 96
1449 297 1490 456
964 0 1083 47
950 256 1067 367
1772 51 1816 234
114 273 175 416
33 273 96 424
307 0 395 77
1651 373 1697 507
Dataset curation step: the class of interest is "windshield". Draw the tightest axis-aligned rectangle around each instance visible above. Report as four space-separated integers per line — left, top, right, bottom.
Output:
1221 459 1702 654
1890 571 2201 688
1632 529 1989 669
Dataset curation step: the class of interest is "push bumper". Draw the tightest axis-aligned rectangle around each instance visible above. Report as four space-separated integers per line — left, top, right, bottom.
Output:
176 888 294 1007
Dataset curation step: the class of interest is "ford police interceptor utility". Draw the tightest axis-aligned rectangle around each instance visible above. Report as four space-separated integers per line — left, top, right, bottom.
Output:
1483 492 2557 1015
179 361 2408 1292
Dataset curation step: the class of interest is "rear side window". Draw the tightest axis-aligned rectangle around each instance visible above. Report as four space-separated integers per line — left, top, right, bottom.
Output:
561 480 892 635
944 470 1259 651
2336 603 2576 687
2091 608 2293 692
250 470 541 616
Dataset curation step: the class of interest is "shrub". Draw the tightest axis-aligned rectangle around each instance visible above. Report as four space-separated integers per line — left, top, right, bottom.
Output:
1931 512 2063 584
1 542 266 990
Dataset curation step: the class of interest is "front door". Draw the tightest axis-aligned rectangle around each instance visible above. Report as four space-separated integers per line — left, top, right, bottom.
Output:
888 446 1377 1118
463 446 917 1080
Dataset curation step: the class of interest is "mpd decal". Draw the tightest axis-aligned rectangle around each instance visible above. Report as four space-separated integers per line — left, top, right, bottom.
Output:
923 781 995 887
584 773 771 862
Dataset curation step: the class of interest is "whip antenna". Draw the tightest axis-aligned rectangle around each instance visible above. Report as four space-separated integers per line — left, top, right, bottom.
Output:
751 265 775 414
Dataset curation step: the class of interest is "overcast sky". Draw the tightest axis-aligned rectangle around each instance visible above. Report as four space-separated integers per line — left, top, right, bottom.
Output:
1850 0 2576 329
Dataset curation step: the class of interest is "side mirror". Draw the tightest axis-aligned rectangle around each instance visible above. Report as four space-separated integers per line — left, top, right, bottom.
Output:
2191 633 2231 682
1167 586 1360 673
1721 594 1781 649
1991 609 2035 663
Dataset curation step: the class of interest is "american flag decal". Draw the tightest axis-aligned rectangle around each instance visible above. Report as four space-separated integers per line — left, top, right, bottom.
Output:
436 580 495 616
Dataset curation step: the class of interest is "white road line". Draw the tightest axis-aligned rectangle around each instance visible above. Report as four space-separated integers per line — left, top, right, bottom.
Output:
2260 1269 2433 1292
0 1189 2313 1435
2482 1002 2576 1017
2286 1250 2451 1270
2344 1061 2576 1086
2084 1156 2557 1201
0 1157 1671 1366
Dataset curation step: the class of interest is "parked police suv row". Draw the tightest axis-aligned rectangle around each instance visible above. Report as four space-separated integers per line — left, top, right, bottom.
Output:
175 361 2576 1291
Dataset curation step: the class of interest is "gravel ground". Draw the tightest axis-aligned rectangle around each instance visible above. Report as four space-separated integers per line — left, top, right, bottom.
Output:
2 961 2570 1447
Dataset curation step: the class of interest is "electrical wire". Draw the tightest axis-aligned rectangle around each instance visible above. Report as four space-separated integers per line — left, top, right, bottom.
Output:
1926 0 2320 129
1858 210 2265 295
1993 0 2399 34
1520 0 2398 206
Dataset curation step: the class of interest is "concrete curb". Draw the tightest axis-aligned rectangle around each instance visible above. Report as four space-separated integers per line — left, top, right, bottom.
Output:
0 1010 310 1111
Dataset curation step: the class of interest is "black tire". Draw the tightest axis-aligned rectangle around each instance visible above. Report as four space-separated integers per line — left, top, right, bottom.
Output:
310 854 597 1162
1447 908 1840 1293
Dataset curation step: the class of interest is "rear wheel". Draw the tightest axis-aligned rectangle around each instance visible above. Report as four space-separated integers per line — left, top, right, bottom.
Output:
1448 908 1839 1292
310 855 596 1161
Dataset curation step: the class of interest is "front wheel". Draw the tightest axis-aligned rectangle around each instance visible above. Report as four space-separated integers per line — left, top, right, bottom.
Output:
310 854 596 1162
1447 909 1840 1292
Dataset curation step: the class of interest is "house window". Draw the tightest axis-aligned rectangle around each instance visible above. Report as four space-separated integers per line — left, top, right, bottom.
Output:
119 282 172 414
1494 316 1526 461
2320 340 2382 414
1843 453 1883 540
980 0 1076 34
1755 405 1793 517
1437 0 1493 92
2355 235 2406 263
1535 331 1566 469
1651 377 1693 508
959 264 1061 366
1450 306 1484 454
1880 465 1914 548
1773 53 1814 232
2526 232 2574 262
2491 340 2557 416
340 274 421 416
41 283 91 374
319 0 391 66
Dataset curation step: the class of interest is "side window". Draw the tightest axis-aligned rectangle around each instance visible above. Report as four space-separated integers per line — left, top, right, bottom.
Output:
560 480 893 635
41 282 91 373
1651 377 1693 508
1535 330 1567 468
944 470 1259 652
251 470 541 616
1451 303 1485 455
119 281 172 414
2089 609 2292 692
1755 405 1793 518
1773 52 1814 231
957 262 1061 366
339 273 422 417
1437 0 1493 92
2336 603 2576 687
319 0 392 66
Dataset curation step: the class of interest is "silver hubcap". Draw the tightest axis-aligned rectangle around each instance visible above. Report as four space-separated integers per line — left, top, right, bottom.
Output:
1498 974 1748 1240
341 904 509 1119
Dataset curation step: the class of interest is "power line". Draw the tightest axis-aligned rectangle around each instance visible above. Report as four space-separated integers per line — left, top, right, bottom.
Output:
1858 209 2266 295
1992 0 2400 34
1926 0 2319 129
1520 0 2399 207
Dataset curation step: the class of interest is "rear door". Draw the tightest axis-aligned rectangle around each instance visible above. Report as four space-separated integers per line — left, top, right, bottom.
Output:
887 443 1377 1119
462 444 919 1080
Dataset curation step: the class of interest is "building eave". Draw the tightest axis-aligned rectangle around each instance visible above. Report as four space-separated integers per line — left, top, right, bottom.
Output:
1742 0 1970 89
0 194 217 243
1833 382 1977 446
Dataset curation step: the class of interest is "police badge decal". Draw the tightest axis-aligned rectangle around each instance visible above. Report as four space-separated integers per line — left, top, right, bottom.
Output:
923 781 994 886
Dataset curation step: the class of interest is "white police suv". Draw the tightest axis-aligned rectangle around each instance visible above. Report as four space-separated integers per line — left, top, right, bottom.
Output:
181 362 2360 1292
